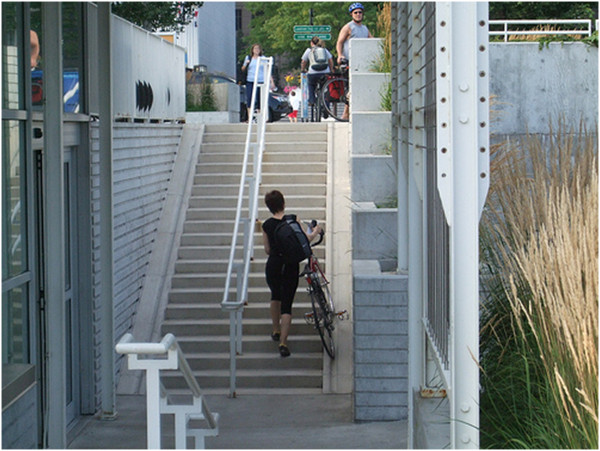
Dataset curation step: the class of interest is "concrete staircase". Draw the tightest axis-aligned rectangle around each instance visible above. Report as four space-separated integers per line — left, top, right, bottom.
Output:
161 122 329 394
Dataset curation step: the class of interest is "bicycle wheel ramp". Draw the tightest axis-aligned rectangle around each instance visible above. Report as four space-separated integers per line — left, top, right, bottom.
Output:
162 122 329 395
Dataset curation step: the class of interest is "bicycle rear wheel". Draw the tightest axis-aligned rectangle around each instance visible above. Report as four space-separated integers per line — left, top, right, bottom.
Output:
321 77 349 122
310 281 335 359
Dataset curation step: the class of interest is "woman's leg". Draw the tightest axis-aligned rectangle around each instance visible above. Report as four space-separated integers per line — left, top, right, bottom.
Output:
280 313 292 345
270 300 281 333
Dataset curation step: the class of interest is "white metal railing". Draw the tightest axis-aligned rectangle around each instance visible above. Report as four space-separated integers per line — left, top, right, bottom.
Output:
220 56 273 397
115 333 219 449
489 19 593 42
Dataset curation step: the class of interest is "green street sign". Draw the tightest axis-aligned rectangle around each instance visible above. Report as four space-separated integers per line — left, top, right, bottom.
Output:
294 33 332 41
293 25 331 33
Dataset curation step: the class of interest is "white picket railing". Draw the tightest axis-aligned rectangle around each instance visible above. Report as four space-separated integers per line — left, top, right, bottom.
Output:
116 333 219 449
489 19 593 42
220 56 273 398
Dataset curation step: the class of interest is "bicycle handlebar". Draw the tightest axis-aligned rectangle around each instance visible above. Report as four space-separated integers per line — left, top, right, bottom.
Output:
307 219 325 247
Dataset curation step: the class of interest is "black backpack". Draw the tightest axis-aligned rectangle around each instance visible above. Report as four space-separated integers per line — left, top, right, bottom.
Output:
273 214 312 265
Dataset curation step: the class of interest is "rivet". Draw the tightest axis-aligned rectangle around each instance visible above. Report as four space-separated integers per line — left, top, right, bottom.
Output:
441 147 448 154
441 97 447 103
480 172 487 178
461 403 471 413
459 116 469 124
479 45 486 52
479 71 486 77
480 97 486 103
440 20 446 27
441 72 447 78
480 121 486 128
462 435 471 444
479 147 486 153
441 173 447 178
459 84 469 92
479 20 486 27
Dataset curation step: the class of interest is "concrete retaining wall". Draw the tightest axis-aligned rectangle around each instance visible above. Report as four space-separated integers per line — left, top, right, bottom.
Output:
490 42 598 136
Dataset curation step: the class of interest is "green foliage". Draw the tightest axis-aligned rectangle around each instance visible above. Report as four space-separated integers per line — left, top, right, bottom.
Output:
489 2 597 21
242 2 385 74
111 2 203 32
187 80 217 112
380 80 391 111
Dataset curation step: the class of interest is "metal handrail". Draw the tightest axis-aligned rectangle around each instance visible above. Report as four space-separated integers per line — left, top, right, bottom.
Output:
220 56 273 397
489 19 592 42
116 333 218 448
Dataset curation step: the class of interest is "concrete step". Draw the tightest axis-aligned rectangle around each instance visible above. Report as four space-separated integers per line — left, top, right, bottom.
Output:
161 318 318 336
184 206 325 221
202 132 327 144
199 142 327 154
188 194 326 209
183 352 322 371
180 217 328 234
176 245 326 261
164 301 314 320
175 334 323 354
191 183 326 197
173 257 326 275
161 369 323 390
193 173 326 185
195 161 327 174
204 122 327 134
169 287 274 304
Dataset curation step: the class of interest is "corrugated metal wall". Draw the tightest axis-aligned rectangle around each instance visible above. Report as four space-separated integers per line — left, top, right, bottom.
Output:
90 122 183 405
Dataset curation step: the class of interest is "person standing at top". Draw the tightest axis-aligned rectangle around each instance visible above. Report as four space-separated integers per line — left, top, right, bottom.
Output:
335 2 373 119
300 36 334 110
241 43 276 121
336 2 373 65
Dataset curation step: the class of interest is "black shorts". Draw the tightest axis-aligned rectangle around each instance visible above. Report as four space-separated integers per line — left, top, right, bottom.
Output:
265 257 299 315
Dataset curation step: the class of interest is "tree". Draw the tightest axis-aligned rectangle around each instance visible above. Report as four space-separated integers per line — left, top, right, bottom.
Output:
241 2 385 74
111 2 203 32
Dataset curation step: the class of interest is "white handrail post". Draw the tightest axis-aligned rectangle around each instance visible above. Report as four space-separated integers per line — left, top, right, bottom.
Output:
228 310 237 397
235 263 244 354
146 367 162 449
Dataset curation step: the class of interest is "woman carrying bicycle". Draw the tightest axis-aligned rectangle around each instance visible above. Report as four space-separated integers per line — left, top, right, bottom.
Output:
260 190 322 357
300 37 334 119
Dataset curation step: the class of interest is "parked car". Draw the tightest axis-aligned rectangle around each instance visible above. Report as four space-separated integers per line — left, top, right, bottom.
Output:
188 71 292 122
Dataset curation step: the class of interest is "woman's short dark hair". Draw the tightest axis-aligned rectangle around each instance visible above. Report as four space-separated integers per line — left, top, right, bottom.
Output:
265 190 285 214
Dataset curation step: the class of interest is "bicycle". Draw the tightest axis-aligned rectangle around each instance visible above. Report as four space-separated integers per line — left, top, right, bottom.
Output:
308 61 350 123
301 221 348 359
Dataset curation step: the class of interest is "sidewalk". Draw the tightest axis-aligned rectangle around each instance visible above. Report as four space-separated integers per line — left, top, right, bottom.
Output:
68 393 408 449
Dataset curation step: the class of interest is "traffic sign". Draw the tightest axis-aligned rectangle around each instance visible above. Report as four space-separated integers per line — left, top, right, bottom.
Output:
294 25 331 33
294 33 332 41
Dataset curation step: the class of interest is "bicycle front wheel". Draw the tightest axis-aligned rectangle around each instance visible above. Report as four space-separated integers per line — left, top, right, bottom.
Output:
321 77 349 122
310 282 335 359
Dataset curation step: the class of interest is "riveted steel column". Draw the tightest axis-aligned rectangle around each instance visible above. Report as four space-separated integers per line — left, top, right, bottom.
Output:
97 2 117 419
43 3 66 448
435 2 486 447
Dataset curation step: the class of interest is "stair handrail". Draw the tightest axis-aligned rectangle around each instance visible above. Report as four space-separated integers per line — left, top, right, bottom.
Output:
221 56 273 310
220 56 272 398
116 333 218 448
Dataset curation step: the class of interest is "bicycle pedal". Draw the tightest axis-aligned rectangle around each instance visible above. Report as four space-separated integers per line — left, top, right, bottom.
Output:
304 312 315 324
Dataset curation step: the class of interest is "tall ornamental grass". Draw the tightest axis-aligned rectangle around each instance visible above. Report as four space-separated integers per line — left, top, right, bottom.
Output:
479 121 598 448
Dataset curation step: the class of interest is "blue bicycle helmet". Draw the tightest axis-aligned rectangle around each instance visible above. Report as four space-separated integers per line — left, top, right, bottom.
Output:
349 2 364 13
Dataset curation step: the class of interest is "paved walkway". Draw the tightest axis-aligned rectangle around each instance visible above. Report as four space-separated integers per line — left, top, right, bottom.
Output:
68 393 408 449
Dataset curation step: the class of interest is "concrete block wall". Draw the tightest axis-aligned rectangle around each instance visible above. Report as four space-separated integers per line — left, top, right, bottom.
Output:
354 265 409 421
